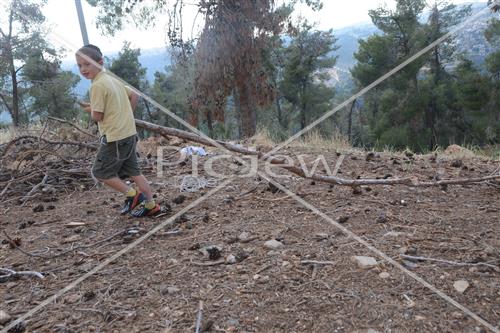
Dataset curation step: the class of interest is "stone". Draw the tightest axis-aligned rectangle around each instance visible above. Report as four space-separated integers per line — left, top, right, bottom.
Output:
0 310 12 325
264 239 284 250
238 232 250 241
225 254 237 264
352 256 378 269
402 260 418 270
62 235 81 244
453 280 470 293
314 233 329 240
166 286 180 294
379 272 390 279
383 231 406 238
64 294 80 304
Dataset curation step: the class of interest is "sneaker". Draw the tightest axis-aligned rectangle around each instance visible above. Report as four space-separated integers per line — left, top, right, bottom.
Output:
121 192 145 215
131 202 161 217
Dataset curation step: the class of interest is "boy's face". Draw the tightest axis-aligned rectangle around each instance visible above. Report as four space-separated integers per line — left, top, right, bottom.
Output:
76 55 103 80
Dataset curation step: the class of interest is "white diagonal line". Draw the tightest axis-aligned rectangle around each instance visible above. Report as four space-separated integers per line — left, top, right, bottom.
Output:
255 170 499 333
1 177 235 333
262 5 493 160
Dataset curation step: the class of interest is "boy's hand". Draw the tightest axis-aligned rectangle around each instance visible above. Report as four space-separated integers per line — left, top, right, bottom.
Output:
78 100 91 113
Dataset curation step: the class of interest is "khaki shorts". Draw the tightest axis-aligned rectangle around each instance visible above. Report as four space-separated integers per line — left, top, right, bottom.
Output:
92 135 140 180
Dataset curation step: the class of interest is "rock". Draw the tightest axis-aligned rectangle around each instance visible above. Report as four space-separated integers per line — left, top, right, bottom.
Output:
62 235 82 244
453 280 470 293
0 310 12 325
225 254 237 264
415 315 426 321
65 222 86 228
376 212 387 223
199 245 223 260
399 246 417 256
172 195 186 204
167 286 180 294
313 233 329 240
238 232 250 242
32 204 44 213
451 311 463 319
352 256 378 269
379 272 390 279
383 231 406 238
64 294 80 304
337 216 349 224
264 239 284 250
402 260 418 270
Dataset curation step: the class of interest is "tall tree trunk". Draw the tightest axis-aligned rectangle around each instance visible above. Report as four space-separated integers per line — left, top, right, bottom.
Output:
233 89 242 139
10 65 20 127
206 109 214 137
348 99 357 144
300 81 307 130
238 81 256 138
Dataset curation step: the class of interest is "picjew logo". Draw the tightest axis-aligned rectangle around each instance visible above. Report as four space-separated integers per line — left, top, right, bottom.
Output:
156 145 340 179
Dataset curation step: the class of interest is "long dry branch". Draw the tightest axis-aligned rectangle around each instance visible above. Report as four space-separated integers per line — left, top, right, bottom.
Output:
1 135 97 158
135 119 500 187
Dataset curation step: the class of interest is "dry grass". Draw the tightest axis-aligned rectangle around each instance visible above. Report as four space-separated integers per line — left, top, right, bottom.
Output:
251 128 352 152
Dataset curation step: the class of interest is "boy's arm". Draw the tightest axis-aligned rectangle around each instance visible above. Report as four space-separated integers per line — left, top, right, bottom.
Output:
78 101 103 122
125 86 139 111
129 91 139 111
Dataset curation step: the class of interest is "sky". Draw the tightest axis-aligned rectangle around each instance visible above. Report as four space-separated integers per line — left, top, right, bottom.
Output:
41 0 488 60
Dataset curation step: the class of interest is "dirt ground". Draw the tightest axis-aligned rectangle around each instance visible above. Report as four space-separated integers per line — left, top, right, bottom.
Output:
1 144 499 333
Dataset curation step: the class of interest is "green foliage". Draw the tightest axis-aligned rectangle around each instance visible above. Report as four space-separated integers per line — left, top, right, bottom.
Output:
0 0 79 125
281 20 338 130
350 0 498 152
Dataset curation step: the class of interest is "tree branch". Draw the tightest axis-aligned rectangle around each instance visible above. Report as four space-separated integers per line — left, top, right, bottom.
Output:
135 119 500 188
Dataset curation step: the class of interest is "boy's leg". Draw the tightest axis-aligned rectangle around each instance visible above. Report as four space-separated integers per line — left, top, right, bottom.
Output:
130 174 160 217
99 177 129 193
130 175 153 200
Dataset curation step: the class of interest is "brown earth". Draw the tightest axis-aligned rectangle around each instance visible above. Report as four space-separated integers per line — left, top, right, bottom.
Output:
1 145 499 333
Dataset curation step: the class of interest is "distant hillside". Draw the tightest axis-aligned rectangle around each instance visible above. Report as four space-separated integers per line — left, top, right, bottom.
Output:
333 2 495 72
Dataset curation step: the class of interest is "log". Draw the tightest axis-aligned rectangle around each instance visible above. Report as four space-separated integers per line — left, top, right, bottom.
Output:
135 119 500 187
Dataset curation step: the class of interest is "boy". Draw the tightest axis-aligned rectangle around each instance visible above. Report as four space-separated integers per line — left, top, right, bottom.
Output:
76 44 160 217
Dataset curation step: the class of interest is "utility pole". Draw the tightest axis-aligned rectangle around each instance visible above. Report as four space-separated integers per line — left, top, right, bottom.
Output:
74 0 89 45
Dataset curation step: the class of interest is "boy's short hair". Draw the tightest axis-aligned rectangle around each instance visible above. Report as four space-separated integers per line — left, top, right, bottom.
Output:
77 44 103 62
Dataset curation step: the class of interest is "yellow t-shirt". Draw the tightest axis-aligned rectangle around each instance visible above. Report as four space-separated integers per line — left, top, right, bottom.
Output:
90 71 137 142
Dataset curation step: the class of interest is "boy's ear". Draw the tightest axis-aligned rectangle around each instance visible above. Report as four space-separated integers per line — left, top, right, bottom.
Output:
98 59 104 65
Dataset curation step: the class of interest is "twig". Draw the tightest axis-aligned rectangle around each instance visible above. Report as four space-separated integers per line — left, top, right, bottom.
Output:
0 268 44 282
401 254 498 269
20 173 49 205
254 264 273 275
3 228 124 259
195 300 204 333
300 260 337 266
191 259 225 266
47 116 97 138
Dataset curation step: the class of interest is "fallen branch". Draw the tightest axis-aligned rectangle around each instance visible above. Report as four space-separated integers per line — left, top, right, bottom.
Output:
136 120 500 187
0 267 44 282
301 260 336 266
20 173 49 204
401 254 499 270
47 116 97 138
1 135 97 158
3 228 124 259
191 259 225 266
195 300 204 333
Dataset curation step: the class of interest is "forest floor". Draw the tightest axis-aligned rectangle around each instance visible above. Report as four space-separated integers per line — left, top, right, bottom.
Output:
1 138 499 333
